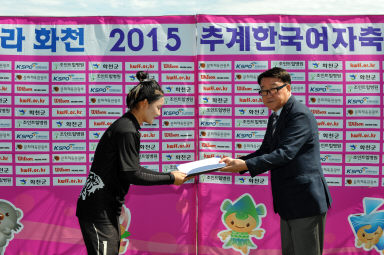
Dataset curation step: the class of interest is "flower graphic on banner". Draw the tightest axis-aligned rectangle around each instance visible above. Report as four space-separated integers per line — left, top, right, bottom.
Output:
119 204 131 254
0 199 23 255
348 197 384 254
218 193 266 255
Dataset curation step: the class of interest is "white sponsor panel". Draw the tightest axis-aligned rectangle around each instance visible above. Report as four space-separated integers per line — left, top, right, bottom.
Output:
235 142 261 151
89 73 122 82
162 118 195 128
322 165 342 175
15 131 49 140
140 153 160 162
200 130 232 139
345 177 379 187
345 166 379 175
308 96 343 105
15 84 49 94
162 62 194 70
162 130 194 139
308 84 343 94
16 119 49 129
346 72 380 82
345 154 380 164
235 61 268 70
89 119 116 129
163 107 195 117
346 96 380 105
317 119 343 129
165 95 195 105
0 119 11 128
52 96 86 105
236 118 268 128
346 131 380 140
235 176 268 185
198 61 231 70
52 108 86 117
234 84 259 93
53 131 86 140
346 119 380 129
320 154 343 163
0 165 12 174
162 141 194 151
0 154 12 163
0 131 12 139
199 118 232 128
163 84 195 94
0 177 12 186
235 107 268 116
308 61 342 70
0 84 11 93
52 154 87 163
345 61 379 70
16 177 50 186
15 154 49 163
52 73 85 82
52 84 86 94
199 174 232 184
199 151 232 160
346 143 380 152
161 152 194 162
199 72 231 82
15 142 49 152
162 73 194 82
125 62 158 71
52 119 86 129
15 96 48 105
16 165 50 175
53 177 86 186
318 131 343 140
90 62 122 71
325 177 342 186
346 84 380 93
310 107 343 117
52 62 86 70
309 72 343 82
235 96 263 105
199 95 231 105
89 84 123 94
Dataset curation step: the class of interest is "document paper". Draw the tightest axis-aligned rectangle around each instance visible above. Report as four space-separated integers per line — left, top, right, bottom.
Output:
177 157 226 177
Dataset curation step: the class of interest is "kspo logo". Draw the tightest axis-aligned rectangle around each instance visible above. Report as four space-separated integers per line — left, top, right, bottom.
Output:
200 120 220 126
90 86 112 93
346 167 368 174
163 109 184 116
16 132 39 139
347 97 368 104
236 132 258 138
235 62 258 69
16 63 38 70
53 75 73 82
310 86 329 92
53 144 75 151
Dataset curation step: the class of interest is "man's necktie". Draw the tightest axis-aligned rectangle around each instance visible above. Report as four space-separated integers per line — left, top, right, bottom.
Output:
271 112 278 135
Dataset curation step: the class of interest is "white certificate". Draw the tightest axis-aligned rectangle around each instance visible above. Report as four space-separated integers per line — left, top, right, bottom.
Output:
177 157 225 177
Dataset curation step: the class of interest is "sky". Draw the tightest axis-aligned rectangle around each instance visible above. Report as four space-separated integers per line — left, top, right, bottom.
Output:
1 0 384 16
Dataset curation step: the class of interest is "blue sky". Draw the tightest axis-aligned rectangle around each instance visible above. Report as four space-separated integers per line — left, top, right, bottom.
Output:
1 0 383 16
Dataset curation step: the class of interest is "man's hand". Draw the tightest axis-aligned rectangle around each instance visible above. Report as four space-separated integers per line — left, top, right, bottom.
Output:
170 171 188 185
219 157 248 173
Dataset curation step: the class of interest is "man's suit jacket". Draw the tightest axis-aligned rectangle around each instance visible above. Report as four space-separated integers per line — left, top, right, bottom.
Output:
241 96 332 220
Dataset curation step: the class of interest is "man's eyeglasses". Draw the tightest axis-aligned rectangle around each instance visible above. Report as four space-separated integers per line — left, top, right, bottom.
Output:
258 83 288 96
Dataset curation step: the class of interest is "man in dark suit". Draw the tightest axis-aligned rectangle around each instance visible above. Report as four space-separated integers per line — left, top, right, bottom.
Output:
220 67 332 255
